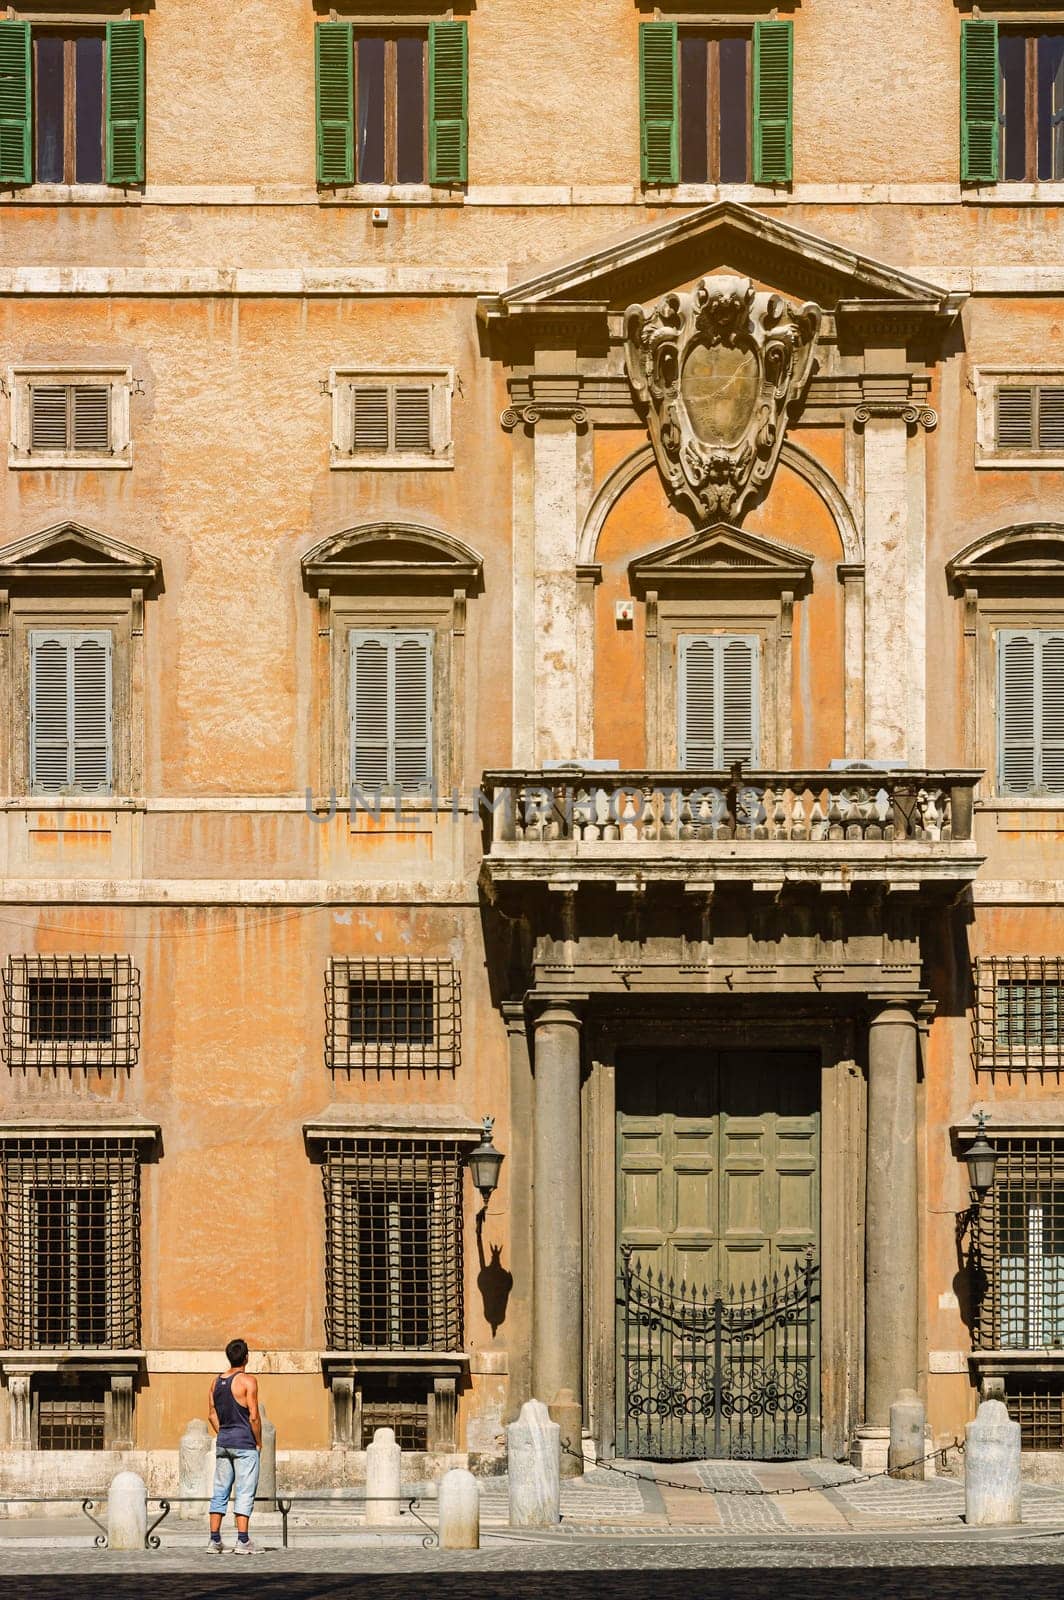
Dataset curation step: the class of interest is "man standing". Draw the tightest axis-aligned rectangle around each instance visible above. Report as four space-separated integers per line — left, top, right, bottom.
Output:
206 1338 262 1554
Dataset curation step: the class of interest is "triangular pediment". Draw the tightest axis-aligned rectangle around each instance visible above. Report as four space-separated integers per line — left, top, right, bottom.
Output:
949 524 1064 590
0 522 160 584
302 522 483 587
630 522 814 590
480 200 961 327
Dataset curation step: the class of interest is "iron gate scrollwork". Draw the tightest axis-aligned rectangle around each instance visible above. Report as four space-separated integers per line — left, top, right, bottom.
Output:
618 1247 820 1460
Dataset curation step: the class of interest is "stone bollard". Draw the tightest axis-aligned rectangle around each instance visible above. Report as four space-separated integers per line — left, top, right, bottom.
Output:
439 1467 480 1550
507 1398 560 1528
548 1388 584 1480
107 1470 147 1551
965 1398 1022 1526
365 1426 402 1526
889 1389 926 1480
177 1418 213 1520
258 1406 277 1506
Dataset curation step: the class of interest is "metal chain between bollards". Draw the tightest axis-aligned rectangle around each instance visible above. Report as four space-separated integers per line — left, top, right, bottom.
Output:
560 1436 965 1496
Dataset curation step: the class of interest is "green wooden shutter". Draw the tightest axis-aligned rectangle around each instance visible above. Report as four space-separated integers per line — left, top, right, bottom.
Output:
316 22 354 186
753 20 793 185
106 20 145 185
30 630 112 794
961 19 999 185
429 21 468 185
0 20 31 186
998 630 1037 794
639 21 677 186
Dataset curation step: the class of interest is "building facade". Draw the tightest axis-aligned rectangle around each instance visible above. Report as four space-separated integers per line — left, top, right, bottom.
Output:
1 0 1064 1489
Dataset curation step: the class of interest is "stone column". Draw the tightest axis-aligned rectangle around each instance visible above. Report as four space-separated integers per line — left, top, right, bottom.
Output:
863 1000 919 1447
532 1001 583 1409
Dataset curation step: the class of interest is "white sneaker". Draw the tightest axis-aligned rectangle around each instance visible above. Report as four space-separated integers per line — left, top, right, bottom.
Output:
232 1539 262 1555
205 1538 226 1554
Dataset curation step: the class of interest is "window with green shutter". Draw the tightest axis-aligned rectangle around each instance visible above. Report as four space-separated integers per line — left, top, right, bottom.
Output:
640 21 678 184
753 20 792 184
29 631 113 796
0 20 143 187
316 23 466 186
350 630 434 789
678 634 759 770
961 19 999 184
997 629 1064 796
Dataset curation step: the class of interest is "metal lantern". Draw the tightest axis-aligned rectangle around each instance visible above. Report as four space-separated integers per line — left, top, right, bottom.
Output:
964 1110 999 1195
468 1117 504 1200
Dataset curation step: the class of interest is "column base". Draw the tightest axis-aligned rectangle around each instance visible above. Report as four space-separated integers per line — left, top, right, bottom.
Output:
850 1425 938 1477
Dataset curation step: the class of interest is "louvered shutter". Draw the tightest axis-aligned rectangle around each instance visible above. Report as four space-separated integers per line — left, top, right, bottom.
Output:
394 387 432 453
639 22 677 185
1038 389 1064 453
961 19 999 185
72 386 111 453
351 633 391 786
679 636 717 768
721 636 758 766
352 386 390 451
30 387 71 453
392 632 432 786
429 21 468 185
0 20 31 186
30 630 112 794
1040 632 1064 794
316 22 354 186
998 630 1038 794
105 20 145 186
753 20 793 185
996 387 1034 450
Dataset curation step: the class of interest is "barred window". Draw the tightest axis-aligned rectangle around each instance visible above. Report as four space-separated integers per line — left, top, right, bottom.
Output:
325 958 460 1072
322 1138 464 1351
974 958 1064 1073
36 1376 107 1450
360 1380 428 1450
1003 1375 1064 1451
0 1137 141 1349
974 1135 1064 1352
3 957 140 1069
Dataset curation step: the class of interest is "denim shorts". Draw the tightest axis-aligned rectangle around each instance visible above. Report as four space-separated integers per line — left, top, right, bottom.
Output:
209 1447 260 1518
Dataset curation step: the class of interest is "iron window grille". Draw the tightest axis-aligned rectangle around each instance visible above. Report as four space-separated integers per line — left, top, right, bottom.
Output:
325 957 460 1073
0 1136 141 1349
322 1138 464 1352
360 1381 429 1450
1003 1375 1064 1451
974 957 1064 1074
3 956 140 1069
973 1135 1064 1352
36 1376 107 1450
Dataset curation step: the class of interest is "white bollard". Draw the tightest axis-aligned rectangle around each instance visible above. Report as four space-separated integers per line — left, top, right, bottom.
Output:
965 1398 1022 1526
889 1389 926 1480
439 1467 480 1550
507 1398 560 1528
177 1419 212 1520
365 1425 402 1526
107 1469 147 1551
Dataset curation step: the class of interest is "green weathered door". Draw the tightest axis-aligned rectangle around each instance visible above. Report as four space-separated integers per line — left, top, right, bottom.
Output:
616 1049 820 1458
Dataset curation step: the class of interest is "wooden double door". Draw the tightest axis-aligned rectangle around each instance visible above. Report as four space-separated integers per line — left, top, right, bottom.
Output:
615 1047 821 1458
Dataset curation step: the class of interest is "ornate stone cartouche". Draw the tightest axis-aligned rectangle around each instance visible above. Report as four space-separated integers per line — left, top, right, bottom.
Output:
624 275 820 522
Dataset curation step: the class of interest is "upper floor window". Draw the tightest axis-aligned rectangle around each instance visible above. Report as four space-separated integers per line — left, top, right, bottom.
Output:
639 19 791 187
315 21 467 187
975 956 1064 1073
8 365 133 469
997 628 1064 795
962 19 1064 184
30 629 113 795
351 628 433 789
0 19 144 188
325 955 460 1073
678 633 759 770
3 954 141 1070
329 369 453 469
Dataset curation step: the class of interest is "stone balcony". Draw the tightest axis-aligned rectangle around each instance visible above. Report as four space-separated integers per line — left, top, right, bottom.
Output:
481 767 984 896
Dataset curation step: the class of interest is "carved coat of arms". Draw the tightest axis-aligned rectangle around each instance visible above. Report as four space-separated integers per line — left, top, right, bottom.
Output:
624 276 820 523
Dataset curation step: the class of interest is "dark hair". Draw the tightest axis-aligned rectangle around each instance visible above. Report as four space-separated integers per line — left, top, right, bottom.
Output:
226 1338 249 1368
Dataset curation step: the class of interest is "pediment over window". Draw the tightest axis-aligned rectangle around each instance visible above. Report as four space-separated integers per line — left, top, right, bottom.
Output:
948 524 1064 592
479 200 964 333
629 522 814 592
0 522 160 586
301 522 483 590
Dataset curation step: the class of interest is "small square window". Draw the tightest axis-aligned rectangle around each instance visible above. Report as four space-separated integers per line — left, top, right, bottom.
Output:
330 370 452 469
8 366 132 469
325 957 459 1072
975 958 1064 1072
3 956 140 1069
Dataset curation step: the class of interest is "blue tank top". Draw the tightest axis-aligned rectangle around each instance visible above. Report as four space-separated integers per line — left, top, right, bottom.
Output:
213 1374 256 1450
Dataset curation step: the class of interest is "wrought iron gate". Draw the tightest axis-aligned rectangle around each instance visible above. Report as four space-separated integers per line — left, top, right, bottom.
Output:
617 1247 819 1460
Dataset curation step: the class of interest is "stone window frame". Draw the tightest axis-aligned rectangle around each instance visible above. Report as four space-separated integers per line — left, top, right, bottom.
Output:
974 366 1064 469
7 364 134 470
652 600 781 769
328 367 454 471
